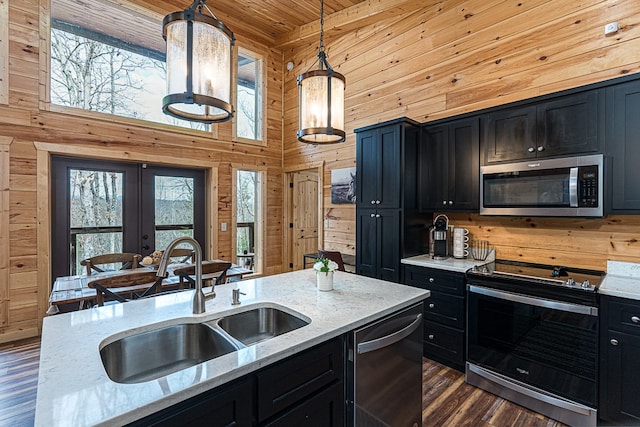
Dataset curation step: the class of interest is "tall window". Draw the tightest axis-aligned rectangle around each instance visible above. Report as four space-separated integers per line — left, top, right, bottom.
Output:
51 157 205 279
236 49 263 141
50 0 209 131
234 169 263 273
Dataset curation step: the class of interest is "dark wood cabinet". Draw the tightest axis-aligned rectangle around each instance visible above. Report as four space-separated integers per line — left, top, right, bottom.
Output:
483 89 603 164
606 79 640 212
356 208 401 282
128 337 345 427
403 265 466 371
421 117 479 211
355 118 427 282
126 376 254 427
600 295 640 423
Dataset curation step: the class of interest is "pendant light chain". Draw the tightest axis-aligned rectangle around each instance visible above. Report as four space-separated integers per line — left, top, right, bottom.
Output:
319 0 325 55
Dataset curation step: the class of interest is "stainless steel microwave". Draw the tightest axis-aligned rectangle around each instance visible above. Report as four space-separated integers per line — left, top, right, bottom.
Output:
480 154 603 217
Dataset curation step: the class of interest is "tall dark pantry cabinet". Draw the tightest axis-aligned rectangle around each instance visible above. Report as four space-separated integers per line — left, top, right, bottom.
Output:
355 118 429 282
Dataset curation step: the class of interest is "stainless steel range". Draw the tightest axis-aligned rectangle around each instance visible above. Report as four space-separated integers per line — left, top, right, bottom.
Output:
465 260 605 427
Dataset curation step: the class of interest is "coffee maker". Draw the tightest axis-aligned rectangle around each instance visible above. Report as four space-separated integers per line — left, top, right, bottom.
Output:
429 214 450 260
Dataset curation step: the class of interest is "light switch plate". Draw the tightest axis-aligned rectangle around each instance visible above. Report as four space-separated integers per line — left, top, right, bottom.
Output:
221 222 227 231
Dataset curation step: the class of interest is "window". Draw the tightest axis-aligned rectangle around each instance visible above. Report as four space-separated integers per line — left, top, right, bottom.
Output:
236 49 263 141
234 168 264 274
51 157 205 279
49 0 209 132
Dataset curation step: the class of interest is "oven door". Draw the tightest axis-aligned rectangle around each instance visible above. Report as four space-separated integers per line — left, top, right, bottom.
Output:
467 285 598 408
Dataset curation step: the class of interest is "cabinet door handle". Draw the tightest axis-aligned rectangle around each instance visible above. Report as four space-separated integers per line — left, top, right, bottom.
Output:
370 213 376 218
375 200 381 204
428 303 435 309
428 334 434 340
375 214 381 218
370 200 376 205
429 277 434 283
537 146 545 152
610 339 619 346
632 316 640 324
448 201 453 205
442 200 447 205
528 147 535 153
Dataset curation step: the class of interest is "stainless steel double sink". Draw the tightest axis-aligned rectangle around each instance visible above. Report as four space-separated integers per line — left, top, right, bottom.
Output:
99 306 310 384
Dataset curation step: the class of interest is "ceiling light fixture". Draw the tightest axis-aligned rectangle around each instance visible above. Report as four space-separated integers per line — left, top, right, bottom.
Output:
297 0 346 144
162 0 235 123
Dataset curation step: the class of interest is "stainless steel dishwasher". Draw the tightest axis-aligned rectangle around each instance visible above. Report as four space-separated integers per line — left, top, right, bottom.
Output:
348 302 423 426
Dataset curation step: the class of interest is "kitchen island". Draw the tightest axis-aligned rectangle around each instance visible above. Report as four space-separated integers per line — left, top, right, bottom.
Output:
35 269 429 426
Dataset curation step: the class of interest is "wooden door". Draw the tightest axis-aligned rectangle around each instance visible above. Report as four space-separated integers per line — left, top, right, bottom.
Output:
292 171 318 270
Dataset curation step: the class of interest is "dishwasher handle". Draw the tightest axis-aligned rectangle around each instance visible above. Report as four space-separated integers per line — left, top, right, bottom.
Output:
357 313 422 354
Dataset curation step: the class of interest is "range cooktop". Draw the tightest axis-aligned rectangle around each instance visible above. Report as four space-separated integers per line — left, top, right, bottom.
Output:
466 259 606 305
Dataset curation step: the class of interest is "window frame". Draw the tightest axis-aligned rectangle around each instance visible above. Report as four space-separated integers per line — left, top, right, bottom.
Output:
231 165 266 276
232 44 267 146
44 0 220 138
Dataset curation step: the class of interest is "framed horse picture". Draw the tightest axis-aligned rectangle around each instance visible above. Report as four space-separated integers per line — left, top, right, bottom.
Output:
331 167 356 204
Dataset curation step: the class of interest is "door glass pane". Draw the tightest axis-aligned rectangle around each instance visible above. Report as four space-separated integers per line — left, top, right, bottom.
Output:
236 171 256 253
69 169 124 274
237 51 262 140
154 175 195 250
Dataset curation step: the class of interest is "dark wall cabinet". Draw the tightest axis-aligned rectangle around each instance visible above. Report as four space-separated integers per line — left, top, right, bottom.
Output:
403 265 466 371
356 118 426 282
421 117 479 211
606 79 640 213
483 89 604 164
599 295 640 423
128 337 345 427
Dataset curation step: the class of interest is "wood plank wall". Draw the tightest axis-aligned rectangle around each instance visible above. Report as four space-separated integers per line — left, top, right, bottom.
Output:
283 0 640 268
0 0 285 343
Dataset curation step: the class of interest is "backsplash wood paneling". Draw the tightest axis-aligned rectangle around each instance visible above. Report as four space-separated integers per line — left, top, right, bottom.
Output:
283 0 640 267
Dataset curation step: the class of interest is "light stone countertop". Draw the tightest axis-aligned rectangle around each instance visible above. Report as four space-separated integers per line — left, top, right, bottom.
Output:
599 260 640 301
401 251 495 273
35 269 429 427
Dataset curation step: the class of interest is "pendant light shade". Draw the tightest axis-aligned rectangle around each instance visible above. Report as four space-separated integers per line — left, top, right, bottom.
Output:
297 0 346 144
162 0 235 123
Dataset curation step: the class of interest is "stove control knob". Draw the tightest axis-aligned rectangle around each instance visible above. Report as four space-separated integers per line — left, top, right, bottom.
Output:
582 280 591 289
481 266 489 274
565 278 575 286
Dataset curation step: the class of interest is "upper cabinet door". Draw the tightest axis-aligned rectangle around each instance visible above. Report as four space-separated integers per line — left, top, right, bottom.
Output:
608 79 640 212
484 105 537 163
356 125 401 209
537 90 602 157
447 118 479 211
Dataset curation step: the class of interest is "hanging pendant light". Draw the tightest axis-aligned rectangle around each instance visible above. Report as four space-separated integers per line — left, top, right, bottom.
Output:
297 0 346 144
162 0 235 123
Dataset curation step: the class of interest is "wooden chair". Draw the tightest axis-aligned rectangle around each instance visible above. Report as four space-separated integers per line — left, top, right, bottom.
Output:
87 270 166 306
318 249 346 272
166 248 195 263
173 261 233 289
81 253 142 275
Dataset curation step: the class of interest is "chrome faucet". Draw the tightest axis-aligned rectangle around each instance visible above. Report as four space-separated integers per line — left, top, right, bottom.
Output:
156 236 209 314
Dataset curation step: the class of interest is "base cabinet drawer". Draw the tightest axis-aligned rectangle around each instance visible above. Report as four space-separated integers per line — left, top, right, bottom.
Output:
263 382 344 427
423 320 465 369
424 292 465 329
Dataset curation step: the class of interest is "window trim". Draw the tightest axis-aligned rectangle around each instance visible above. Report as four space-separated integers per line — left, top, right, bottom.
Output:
232 44 267 146
0 0 8 105
231 164 266 276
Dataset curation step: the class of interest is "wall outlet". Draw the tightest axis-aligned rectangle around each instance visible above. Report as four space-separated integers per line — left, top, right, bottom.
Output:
604 22 619 35
324 219 329 228
221 222 227 231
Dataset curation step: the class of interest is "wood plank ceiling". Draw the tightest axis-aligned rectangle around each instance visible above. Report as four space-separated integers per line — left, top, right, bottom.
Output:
52 0 362 50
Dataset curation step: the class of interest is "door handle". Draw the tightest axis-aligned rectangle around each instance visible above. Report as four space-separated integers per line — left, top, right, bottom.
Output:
631 316 639 324
357 313 422 354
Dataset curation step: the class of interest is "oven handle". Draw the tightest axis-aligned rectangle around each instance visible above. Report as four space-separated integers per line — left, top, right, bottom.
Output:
468 285 598 316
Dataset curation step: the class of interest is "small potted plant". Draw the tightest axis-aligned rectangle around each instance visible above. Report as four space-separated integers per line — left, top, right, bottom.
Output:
313 257 338 291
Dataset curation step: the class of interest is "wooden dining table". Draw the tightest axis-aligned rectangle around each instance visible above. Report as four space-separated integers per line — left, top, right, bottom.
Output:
47 262 252 314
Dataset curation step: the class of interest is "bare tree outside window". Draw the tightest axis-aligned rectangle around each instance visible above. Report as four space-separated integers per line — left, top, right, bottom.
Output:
237 171 256 254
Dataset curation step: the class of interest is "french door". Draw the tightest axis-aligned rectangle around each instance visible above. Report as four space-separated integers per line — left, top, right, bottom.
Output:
51 156 205 279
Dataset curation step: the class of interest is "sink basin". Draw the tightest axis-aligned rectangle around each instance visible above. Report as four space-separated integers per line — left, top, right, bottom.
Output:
100 323 238 384
214 307 309 346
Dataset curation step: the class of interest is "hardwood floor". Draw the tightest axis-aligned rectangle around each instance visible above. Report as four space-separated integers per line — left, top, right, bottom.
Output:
0 338 567 427
0 337 40 427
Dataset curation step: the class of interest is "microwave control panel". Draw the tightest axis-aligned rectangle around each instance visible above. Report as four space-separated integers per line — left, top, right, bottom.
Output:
579 165 599 207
